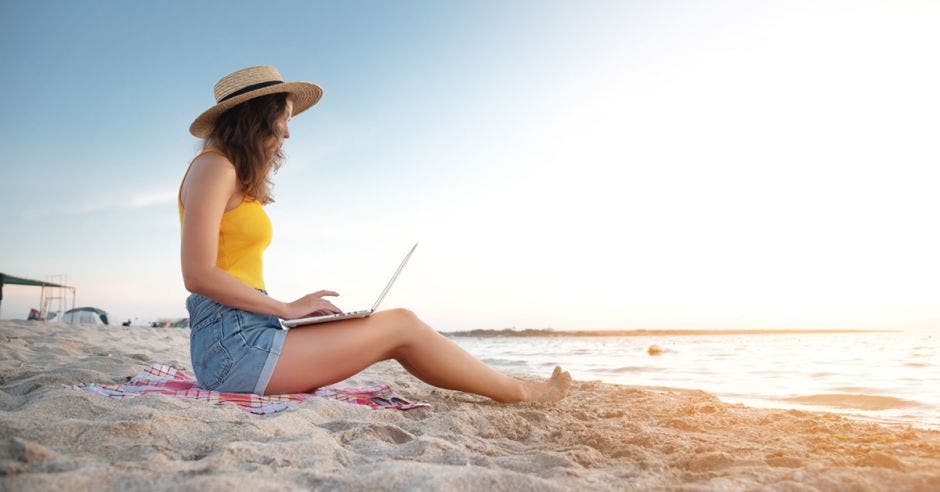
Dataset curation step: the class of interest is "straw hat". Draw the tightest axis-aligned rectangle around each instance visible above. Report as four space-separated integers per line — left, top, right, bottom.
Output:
189 65 322 138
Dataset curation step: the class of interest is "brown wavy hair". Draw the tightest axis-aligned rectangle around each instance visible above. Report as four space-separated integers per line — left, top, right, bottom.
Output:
203 92 288 204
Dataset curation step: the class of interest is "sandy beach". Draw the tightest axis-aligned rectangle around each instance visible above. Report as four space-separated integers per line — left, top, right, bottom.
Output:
1 319 938 491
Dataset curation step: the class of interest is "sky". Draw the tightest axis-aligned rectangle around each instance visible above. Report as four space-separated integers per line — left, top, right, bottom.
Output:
0 0 937 331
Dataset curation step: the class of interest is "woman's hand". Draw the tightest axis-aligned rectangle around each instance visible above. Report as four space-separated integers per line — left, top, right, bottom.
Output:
281 290 342 319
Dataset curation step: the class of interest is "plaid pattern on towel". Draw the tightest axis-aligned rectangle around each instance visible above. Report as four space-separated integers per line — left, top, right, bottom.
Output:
77 363 430 414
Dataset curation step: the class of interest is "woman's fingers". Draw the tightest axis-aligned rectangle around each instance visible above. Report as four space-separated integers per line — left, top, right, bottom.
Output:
290 292 342 318
316 300 341 314
311 300 342 315
308 303 342 316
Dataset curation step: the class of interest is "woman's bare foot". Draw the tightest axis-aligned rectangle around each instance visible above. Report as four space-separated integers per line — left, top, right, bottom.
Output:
522 366 572 403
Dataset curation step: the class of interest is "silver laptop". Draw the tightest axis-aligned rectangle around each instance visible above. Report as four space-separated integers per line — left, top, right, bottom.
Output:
281 242 418 328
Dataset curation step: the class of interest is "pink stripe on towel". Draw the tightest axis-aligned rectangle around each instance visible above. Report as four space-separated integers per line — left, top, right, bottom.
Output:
77 363 430 414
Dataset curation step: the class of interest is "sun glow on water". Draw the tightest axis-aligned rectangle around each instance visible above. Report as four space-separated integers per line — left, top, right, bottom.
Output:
454 330 940 429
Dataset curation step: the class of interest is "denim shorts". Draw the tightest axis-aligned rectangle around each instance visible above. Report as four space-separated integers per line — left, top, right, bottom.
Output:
185 291 287 395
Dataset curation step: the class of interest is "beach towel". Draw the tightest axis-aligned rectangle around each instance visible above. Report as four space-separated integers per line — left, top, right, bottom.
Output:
76 363 430 414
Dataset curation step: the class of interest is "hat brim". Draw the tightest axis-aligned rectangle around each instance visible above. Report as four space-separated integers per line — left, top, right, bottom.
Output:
189 81 322 138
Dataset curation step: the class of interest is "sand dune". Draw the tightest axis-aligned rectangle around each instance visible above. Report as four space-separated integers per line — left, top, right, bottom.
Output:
1 320 938 490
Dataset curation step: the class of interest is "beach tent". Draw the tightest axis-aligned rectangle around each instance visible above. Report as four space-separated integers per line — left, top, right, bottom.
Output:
0 273 76 319
62 307 109 326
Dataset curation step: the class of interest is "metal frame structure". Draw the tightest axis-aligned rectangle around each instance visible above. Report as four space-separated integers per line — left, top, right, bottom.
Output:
0 273 76 320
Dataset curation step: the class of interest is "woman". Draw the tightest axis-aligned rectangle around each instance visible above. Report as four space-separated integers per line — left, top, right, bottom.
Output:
180 65 572 403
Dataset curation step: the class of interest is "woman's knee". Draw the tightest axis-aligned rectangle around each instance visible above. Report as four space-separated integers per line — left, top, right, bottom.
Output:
383 307 421 326
378 308 433 348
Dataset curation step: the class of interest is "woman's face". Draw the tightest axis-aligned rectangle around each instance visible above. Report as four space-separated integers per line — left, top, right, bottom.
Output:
270 98 294 153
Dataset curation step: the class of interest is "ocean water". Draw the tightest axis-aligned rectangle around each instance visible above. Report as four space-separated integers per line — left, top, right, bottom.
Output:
449 331 939 429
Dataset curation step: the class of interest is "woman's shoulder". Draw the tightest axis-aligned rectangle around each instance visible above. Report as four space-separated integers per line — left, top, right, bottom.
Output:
180 149 238 205
190 149 235 177
199 147 228 159
193 147 231 164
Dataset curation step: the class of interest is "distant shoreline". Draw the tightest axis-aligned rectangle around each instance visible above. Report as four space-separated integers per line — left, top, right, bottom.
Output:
441 328 894 338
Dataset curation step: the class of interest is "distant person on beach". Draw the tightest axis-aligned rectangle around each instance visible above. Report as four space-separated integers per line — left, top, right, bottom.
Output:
178 66 571 402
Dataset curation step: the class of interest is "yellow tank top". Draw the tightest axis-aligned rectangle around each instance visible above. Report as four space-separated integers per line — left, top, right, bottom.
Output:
178 148 273 290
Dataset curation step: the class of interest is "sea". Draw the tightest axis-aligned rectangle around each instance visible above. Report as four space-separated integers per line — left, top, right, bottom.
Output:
448 330 939 429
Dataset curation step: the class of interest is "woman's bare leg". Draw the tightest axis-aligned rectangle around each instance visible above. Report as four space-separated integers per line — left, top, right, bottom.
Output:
264 308 571 402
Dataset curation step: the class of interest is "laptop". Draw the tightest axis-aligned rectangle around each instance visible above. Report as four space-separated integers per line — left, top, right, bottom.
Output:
281 242 418 328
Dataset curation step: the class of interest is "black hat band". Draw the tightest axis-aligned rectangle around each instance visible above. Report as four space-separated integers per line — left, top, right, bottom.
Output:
218 80 284 103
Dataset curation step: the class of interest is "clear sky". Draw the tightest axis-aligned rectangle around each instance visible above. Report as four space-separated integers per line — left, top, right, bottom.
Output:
1 1 937 330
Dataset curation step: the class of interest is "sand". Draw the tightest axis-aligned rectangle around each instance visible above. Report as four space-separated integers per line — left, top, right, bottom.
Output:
1 320 938 491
